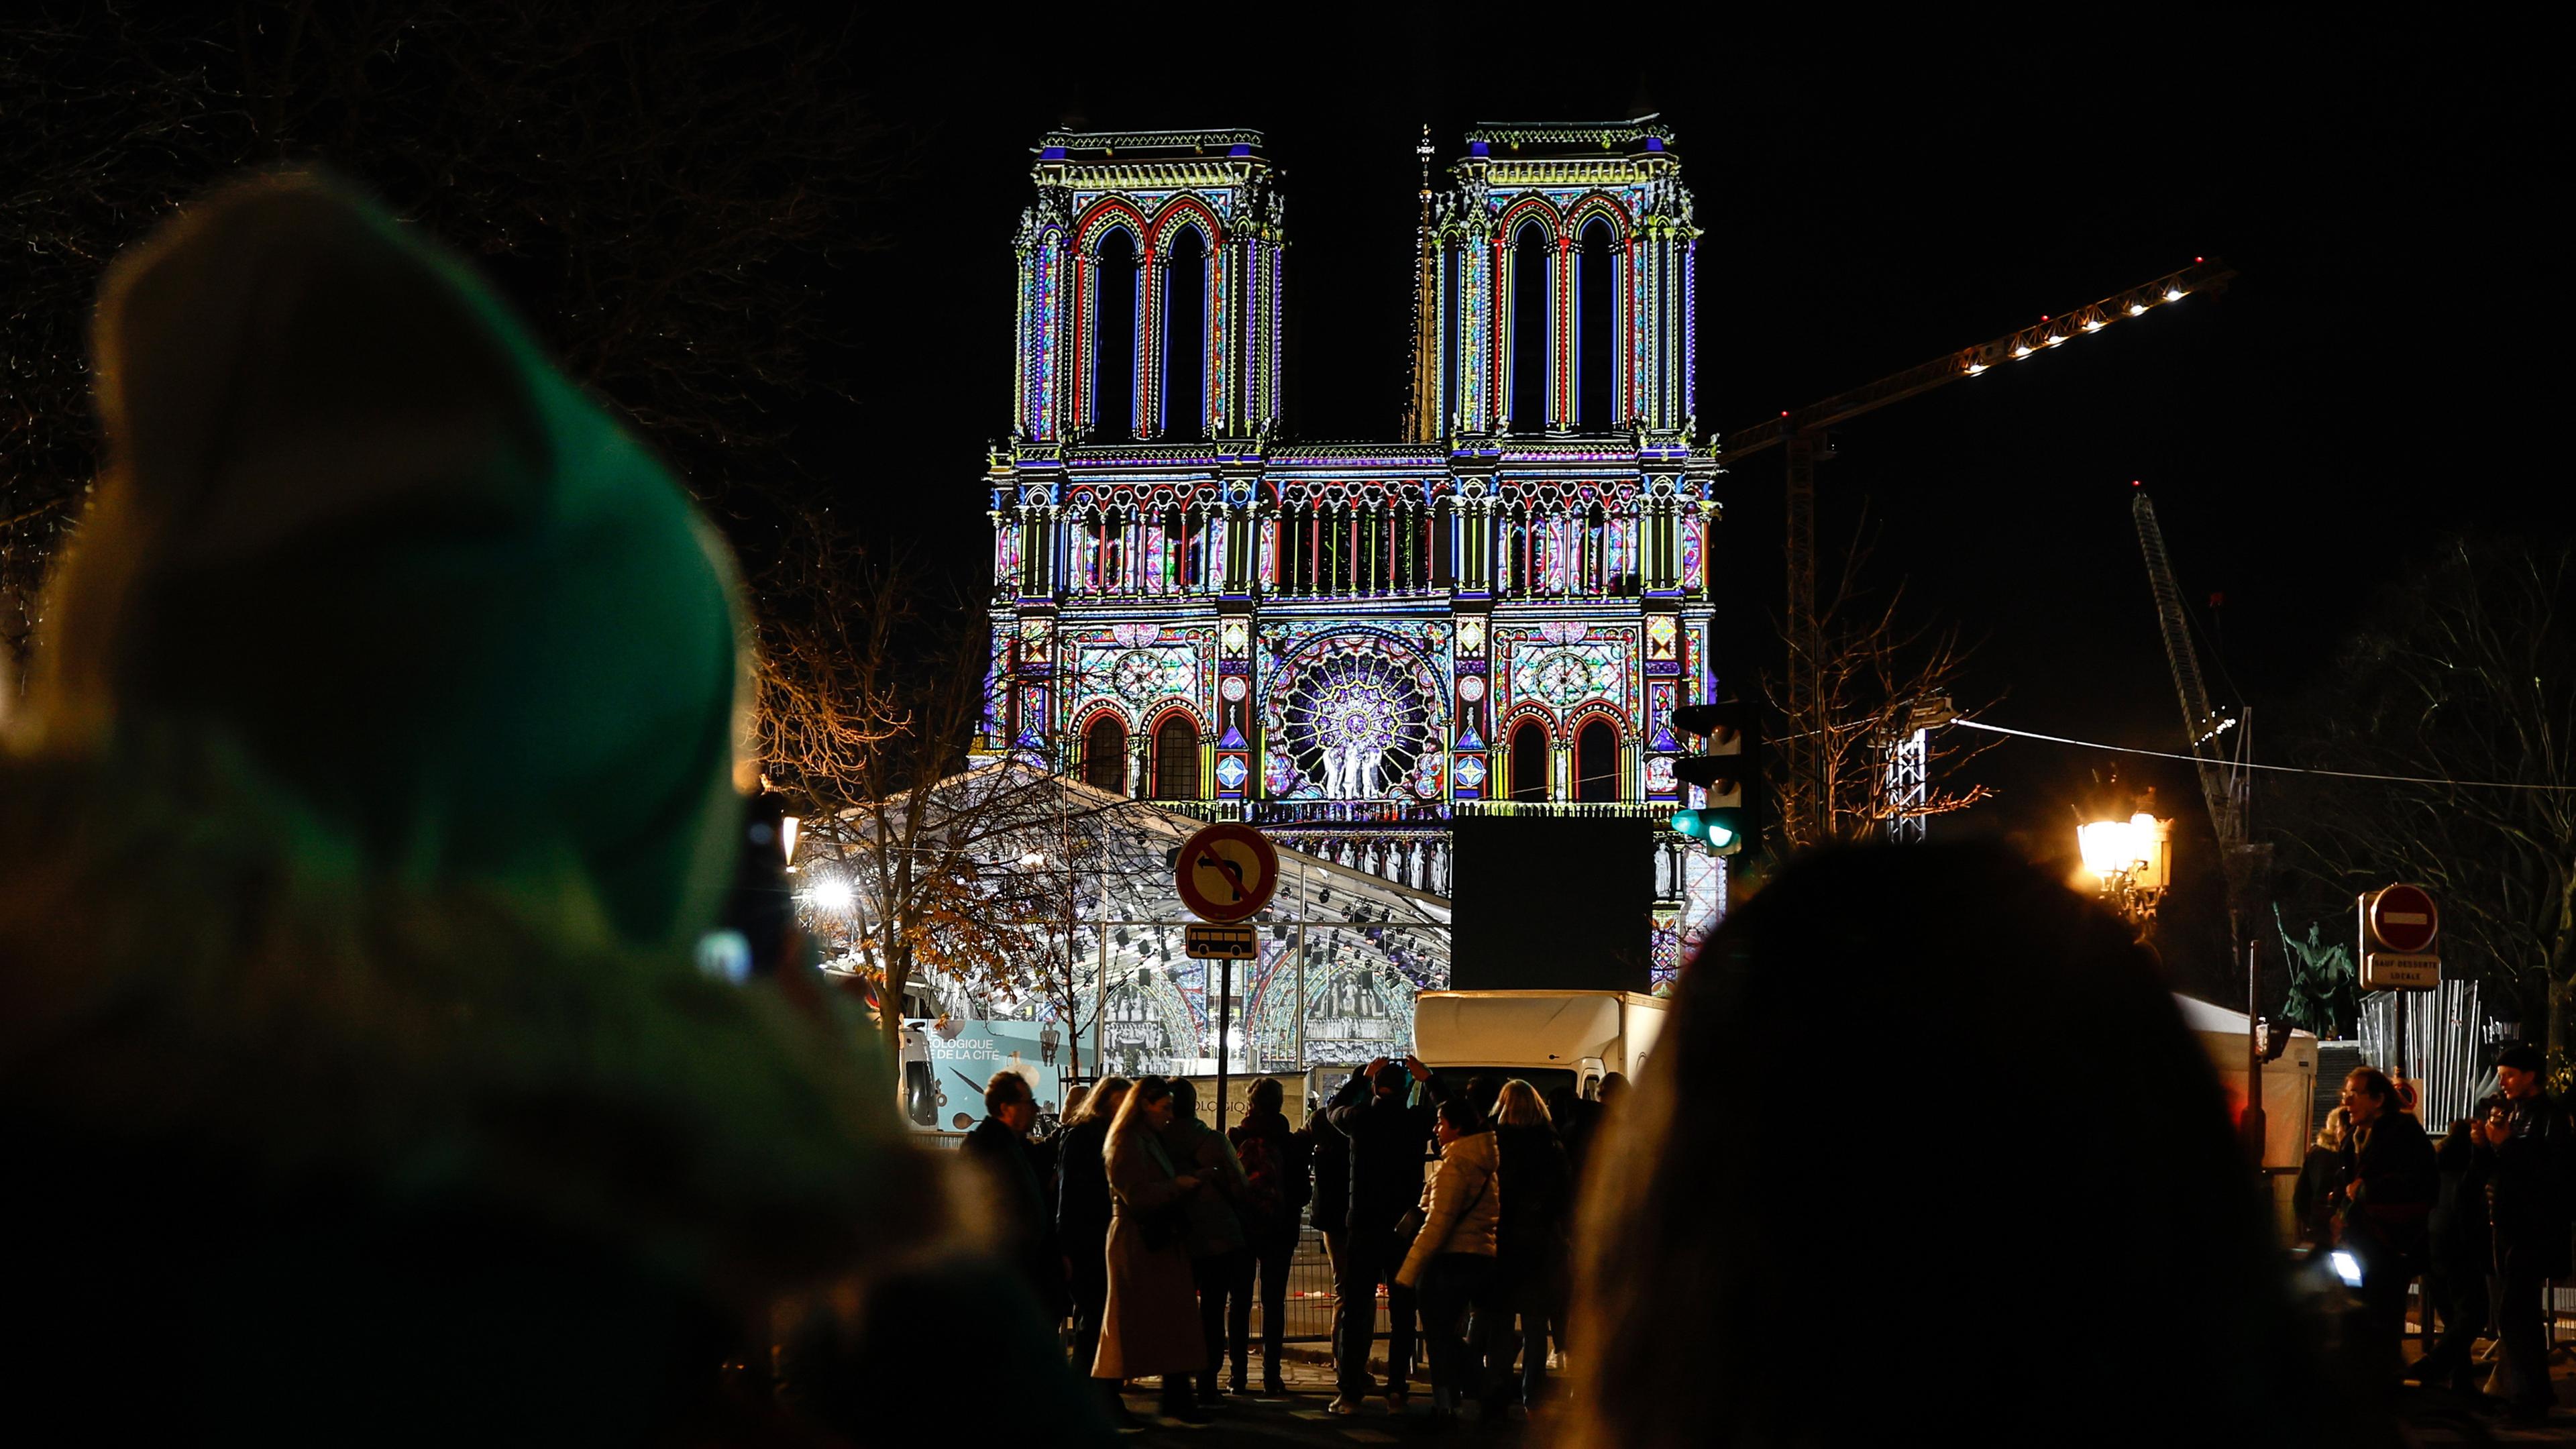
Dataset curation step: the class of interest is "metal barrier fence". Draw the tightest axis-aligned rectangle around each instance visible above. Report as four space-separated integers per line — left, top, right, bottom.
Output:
1263 1226 1340 1344
2355 979 2508 1126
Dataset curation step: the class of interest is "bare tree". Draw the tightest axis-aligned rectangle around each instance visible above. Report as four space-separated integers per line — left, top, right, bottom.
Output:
751 522 1088 1080
2274 537 2576 1053
969 787 1179 1084
1762 518 1998 852
0 5 906 674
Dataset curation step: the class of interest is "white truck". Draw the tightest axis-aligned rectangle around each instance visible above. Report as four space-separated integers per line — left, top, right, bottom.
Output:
1409 989 1671 1105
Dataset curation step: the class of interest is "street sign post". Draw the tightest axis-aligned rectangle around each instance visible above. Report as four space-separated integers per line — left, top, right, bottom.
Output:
1183 923 1258 960
2361 953 2440 991
1174 822 1281 1124
2359 883 2441 1079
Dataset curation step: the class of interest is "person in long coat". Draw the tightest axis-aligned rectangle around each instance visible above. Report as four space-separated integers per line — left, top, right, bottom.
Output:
1483 1078 1572 1413
1057 1077 1132 1415
1095 1075 1210 1424
1163 1078 1250 1403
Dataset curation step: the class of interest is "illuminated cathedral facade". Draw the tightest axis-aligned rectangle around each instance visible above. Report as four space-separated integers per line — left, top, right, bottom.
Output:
985 119 1725 979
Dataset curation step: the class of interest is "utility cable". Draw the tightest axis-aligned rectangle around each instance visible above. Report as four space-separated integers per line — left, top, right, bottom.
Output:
1952 718 2576 792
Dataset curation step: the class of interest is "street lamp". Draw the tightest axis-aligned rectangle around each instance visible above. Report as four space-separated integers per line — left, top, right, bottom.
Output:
2079 811 2171 931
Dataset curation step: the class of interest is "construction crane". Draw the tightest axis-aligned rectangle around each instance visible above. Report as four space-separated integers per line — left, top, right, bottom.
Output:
2135 484 2278 1154
2132 488 2255 865
1713 258 2237 847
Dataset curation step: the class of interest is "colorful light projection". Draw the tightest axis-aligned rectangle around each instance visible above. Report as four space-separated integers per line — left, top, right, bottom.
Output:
983 124 1727 985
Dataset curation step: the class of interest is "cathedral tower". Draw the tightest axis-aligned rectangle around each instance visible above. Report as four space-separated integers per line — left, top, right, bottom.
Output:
987 118 1721 997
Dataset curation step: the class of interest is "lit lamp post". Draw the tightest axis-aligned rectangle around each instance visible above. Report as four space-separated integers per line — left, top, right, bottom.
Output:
2078 811 2171 934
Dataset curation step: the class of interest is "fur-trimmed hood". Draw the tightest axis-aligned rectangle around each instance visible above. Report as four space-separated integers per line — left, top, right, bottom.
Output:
0 742 943 1436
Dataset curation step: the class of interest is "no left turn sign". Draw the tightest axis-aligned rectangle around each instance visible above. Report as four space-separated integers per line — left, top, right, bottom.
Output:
1175 822 1279 924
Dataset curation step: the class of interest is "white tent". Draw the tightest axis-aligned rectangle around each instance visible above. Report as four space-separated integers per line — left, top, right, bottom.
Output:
2172 994 2318 1171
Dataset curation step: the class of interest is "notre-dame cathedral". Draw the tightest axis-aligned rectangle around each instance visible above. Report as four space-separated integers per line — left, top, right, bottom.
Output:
983 119 1726 983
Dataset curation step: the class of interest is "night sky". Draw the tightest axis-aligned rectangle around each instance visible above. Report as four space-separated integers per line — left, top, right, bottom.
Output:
819 23 2551 989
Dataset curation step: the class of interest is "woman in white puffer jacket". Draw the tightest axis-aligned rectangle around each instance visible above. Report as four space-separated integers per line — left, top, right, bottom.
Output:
1396 1098 1501 1417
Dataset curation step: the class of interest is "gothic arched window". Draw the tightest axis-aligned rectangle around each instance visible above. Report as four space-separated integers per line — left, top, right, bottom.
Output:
1091 227 1138 441
1508 720 1550 802
1152 714 1199 800
1163 225 1208 441
1084 714 1128 794
1578 217 1618 432
1575 718 1619 802
1511 220 1550 433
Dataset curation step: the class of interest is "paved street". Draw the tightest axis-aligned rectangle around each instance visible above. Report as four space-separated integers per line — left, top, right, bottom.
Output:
1108 1340 2576 1445
1123 1344 1540 1446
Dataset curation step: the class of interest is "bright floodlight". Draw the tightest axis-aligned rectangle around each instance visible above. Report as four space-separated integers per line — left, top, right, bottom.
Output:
2164 288 2184 301
806 877 856 912
2329 1250 2364 1287
2129 303 2147 315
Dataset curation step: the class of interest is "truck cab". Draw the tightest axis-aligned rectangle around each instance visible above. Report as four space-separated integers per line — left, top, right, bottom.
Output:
1409 989 1669 1104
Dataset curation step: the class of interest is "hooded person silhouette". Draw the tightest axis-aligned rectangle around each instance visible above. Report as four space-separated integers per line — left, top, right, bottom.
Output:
19 169 744 947
0 174 1112 1444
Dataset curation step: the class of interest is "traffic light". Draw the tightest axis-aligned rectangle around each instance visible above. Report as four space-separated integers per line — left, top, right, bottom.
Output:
1668 699 1761 856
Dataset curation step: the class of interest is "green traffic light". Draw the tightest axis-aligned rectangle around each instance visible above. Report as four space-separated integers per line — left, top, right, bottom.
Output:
1670 809 1738 849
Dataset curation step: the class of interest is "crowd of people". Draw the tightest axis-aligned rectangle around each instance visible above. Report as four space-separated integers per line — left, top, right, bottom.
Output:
959 1053 1611 1428
2293 1044 2574 1423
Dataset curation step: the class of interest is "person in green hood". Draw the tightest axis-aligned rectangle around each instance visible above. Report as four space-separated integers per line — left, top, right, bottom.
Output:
0 172 1108 1446
21 167 745 949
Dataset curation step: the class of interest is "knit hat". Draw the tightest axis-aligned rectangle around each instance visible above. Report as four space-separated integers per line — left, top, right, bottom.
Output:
23 172 746 949
2496 1042 2546 1074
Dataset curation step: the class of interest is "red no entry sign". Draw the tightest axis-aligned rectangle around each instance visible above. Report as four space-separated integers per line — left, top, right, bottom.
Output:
1175 822 1280 924
2367 883 2440 953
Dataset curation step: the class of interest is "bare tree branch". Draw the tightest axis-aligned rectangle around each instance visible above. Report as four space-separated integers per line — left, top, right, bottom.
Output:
1761 513 2002 851
2273 537 2576 1057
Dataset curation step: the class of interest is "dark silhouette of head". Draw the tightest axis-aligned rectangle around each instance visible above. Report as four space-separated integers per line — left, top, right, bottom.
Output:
1244 1075 1285 1119
1372 1062 1408 1096
1437 1097 1487 1136
1565 844 2392 1448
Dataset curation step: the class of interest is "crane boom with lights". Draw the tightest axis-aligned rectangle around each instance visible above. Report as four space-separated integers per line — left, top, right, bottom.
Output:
1711 258 2237 847
2131 487 2246 859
